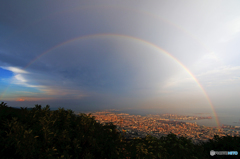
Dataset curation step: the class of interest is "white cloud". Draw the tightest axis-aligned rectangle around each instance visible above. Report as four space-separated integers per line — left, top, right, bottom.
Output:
218 18 240 43
197 66 240 77
161 65 240 92
1 66 88 100
1 66 28 74
12 74 46 89
196 66 240 87
228 18 240 34
1 66 46 90
192 52 224 72
14 74 27 83
202 52 222 63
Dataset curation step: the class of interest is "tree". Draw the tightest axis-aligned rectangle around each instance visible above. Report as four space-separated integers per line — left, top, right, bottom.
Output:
1 102 240 159
0 103 123 159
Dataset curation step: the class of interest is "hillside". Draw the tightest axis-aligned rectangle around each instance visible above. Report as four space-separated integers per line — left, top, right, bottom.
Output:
0 102 239 159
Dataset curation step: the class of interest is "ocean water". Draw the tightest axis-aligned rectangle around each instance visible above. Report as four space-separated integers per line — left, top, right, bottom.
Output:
114 108 240 127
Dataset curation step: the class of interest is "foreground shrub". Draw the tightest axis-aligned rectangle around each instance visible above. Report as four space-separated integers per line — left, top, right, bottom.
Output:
0 102 123 159
1 102 239 159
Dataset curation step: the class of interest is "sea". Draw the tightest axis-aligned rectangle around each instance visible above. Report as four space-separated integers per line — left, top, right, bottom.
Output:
106 108 240 128
12 105 239 128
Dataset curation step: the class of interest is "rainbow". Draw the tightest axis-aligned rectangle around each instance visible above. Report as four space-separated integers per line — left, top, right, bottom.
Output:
24 33 220 128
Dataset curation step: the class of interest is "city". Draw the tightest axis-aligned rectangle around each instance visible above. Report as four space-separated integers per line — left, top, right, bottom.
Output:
88 111 240 143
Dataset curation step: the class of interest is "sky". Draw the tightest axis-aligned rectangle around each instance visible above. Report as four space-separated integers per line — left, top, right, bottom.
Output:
1 1 240 118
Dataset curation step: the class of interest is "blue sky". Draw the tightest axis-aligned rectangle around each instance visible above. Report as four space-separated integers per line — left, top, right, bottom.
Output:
1 0 240 116
0 67 13 79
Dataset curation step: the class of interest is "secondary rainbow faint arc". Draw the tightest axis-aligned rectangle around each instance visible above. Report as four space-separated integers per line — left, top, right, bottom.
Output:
24 33 220 128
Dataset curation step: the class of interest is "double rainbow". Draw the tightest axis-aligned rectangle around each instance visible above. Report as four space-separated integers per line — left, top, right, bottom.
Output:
24 33 220 128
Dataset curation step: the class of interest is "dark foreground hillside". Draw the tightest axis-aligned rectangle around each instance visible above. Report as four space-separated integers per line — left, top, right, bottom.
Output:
0 102 239 159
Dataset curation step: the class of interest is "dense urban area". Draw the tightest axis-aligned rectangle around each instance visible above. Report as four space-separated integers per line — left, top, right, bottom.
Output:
88 111 240 143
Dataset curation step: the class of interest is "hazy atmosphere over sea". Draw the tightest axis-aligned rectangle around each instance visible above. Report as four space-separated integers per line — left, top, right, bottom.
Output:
1 1 240 127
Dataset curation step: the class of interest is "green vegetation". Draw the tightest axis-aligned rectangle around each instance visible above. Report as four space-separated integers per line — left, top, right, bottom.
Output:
0 102 239 159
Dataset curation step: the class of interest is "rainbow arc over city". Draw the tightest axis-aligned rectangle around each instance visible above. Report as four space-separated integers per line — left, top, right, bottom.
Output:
25 33 220 128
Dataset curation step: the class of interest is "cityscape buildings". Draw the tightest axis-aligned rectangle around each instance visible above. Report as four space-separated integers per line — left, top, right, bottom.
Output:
87 111 240 143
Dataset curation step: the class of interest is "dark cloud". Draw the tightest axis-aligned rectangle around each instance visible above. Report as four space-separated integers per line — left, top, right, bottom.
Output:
1 0 240 112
